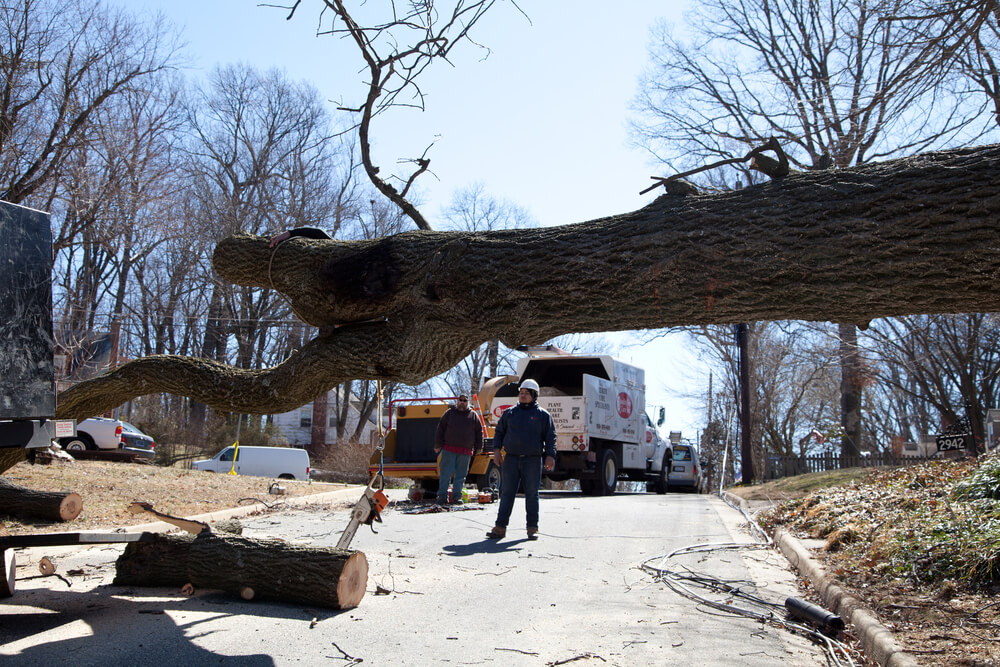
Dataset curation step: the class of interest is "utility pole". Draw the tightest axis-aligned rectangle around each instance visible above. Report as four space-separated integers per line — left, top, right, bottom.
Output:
735 323 755 483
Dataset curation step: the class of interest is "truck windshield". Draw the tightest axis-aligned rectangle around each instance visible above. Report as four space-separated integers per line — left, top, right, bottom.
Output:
672 447 693 462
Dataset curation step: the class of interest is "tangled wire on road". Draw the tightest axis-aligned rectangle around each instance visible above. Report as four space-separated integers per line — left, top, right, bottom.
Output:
640 498 860 666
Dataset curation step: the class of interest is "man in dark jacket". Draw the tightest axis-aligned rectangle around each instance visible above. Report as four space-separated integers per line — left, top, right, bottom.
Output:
486 379 556 540
434 394 483 504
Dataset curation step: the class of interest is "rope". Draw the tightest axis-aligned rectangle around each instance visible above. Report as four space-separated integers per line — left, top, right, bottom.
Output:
376 380 385 480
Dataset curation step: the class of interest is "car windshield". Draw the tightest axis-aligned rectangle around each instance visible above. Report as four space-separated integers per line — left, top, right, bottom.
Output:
120 421 141 433
672 446 692 462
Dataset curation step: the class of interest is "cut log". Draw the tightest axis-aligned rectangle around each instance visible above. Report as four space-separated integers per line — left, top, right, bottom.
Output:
0 476 82 522
114 532 368 609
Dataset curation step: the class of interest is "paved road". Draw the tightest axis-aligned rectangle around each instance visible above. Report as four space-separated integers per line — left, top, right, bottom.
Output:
2 489 828 665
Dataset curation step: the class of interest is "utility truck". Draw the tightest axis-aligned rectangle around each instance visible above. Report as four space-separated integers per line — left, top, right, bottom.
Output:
488 347 672 495
370 347 671 497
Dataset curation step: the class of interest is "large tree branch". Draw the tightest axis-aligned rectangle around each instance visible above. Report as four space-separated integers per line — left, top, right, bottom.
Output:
56 143 1000 421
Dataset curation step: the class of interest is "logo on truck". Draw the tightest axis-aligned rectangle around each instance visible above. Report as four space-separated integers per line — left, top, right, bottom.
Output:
494 404 514 418
617 392 633 418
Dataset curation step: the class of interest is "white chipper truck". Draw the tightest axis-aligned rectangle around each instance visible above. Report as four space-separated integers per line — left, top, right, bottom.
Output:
489 347 672 495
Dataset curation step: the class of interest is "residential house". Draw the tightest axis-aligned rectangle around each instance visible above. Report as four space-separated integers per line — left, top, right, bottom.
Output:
270 385 380 447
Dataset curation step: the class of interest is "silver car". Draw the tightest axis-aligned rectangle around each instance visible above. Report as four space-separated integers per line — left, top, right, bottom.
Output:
120 421 156 460
668 443 703 492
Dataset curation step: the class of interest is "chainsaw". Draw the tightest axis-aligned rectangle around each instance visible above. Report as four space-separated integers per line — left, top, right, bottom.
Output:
336 474 389 550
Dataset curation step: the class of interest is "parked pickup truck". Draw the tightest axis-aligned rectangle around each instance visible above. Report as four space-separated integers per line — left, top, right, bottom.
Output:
58 417 125 452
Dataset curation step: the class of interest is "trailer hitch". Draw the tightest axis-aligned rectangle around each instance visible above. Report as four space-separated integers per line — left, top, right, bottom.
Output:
1 531 155 599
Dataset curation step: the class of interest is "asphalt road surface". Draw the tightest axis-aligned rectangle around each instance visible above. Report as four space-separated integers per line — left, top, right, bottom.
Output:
1 489 830 666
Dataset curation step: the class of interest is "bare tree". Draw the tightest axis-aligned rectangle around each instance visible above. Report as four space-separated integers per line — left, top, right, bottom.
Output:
286 0 514 231
885 1 1000 128
0 0 179 206
184 63 348 372
863 313 1000 451
52 143 1000 423
685 321 840 477
631 0 986 174
631 0 997 466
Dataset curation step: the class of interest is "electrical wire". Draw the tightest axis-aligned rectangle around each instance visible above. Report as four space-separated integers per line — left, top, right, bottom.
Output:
639 496 858 666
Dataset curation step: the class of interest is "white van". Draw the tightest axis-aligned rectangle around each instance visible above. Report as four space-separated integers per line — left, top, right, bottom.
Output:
191 445 310 481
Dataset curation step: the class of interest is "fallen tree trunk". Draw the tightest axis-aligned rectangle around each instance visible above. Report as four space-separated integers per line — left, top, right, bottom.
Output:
0 476 82 522
114 532 368 609
54 143 1000 421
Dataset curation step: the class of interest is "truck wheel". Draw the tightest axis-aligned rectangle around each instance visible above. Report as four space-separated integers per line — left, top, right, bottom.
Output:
477 462 502 492
61 437 93 452
653 454 670 494
598 449 618 496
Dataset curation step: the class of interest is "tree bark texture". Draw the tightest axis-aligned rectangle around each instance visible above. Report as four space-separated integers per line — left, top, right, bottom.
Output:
55 144 1000 421
114 532 368 609
0 450 26 476
0 477 82 522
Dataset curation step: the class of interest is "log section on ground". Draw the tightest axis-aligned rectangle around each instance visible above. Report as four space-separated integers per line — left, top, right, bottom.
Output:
55 144 1000 421
114 531 368 609
0 476 82 522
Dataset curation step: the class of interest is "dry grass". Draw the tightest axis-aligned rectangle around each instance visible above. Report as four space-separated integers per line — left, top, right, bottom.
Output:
1 458 352 536
755 457 1000 665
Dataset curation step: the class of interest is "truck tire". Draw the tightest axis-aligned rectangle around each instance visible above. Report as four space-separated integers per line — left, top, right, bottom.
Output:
597 449 618 496
61 436 93 452
653 454 670 494
477 462 502 492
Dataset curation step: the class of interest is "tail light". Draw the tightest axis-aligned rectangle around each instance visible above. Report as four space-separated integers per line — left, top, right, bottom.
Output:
150 441 155 450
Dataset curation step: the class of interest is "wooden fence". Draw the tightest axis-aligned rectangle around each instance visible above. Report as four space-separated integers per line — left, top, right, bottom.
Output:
764 452 931 480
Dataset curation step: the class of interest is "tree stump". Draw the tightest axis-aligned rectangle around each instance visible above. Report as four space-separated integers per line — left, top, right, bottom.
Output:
114 532 368 609
0 477 82 522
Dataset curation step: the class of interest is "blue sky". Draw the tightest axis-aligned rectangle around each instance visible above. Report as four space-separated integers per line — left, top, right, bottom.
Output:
139 0 706 437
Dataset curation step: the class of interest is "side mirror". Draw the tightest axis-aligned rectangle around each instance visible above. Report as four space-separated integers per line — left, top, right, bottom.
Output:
657 407 666 427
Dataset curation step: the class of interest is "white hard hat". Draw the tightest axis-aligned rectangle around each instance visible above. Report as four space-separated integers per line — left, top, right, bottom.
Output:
520 379 540 393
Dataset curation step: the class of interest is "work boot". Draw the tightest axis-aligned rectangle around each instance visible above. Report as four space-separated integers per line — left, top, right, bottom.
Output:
527 527 539 540
486 526 506 539
451 499 464 505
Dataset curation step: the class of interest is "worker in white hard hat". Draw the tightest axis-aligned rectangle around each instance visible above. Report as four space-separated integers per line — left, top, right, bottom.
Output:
486 378 556 540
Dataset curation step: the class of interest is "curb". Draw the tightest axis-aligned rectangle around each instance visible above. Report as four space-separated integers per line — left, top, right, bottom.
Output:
722 492 919 667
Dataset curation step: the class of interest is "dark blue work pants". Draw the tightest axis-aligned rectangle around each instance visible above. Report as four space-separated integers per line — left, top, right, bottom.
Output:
495 455 542 529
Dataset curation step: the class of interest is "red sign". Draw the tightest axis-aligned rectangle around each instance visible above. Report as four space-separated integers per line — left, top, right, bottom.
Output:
617 392 633 418
646 430 652 443
494 404 514 418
